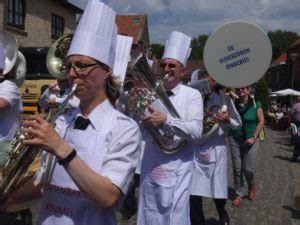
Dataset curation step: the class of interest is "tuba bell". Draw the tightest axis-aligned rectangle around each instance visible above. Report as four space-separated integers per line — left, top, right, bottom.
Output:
1 31 18 75
121 53 186 154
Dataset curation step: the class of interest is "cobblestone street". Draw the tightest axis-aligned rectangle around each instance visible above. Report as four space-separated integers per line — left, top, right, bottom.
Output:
30 127 300 225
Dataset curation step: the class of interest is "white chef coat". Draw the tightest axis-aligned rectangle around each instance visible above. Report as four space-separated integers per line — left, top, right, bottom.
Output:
191 91 241 199
36 99 141 225
0 80 22 142
137 84 203 225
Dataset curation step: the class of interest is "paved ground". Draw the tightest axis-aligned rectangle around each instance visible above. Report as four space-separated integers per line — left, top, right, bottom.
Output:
27 127 300 224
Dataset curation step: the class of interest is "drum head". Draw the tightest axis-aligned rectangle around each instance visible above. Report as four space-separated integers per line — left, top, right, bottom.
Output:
204 21 272 88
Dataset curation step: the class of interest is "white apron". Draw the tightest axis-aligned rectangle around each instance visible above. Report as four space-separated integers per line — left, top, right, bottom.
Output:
191 138 228 199
191 92 229 199
38 110 117 225
137 85 194 225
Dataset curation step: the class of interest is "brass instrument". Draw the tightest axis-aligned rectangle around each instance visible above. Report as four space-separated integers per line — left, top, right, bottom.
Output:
122 54 186 154
0 33 75 202
0 84 77 202
195 89 228 145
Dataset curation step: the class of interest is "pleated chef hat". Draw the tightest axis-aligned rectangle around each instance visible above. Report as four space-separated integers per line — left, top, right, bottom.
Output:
113 35 133 83
162 31 191 66
68 0 117 69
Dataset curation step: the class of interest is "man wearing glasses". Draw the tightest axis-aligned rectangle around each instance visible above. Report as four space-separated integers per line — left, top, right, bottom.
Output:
137 31 203 225
1 1 141 225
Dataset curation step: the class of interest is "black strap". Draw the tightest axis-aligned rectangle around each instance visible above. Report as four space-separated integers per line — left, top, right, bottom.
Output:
58 149 77 166
74 116 91 130
166 91 174 97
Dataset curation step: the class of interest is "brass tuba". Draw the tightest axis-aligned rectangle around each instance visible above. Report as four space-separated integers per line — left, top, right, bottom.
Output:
0 33 75 202
121 54 186 154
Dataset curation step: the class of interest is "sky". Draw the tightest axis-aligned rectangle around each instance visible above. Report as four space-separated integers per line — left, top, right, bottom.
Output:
69 0 300 44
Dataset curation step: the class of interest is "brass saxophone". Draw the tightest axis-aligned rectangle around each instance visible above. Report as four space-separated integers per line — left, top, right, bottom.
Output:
0 84 77 202
121 54 186 154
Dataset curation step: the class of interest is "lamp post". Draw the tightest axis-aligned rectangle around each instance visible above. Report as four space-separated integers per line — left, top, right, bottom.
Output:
290 53 300 89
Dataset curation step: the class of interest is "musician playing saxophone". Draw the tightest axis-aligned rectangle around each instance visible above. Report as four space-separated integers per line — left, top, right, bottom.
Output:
137 31 203 225
189 68 241 225
0 1 141 225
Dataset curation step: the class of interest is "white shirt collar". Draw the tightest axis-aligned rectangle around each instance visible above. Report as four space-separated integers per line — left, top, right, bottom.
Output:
72 99 114 131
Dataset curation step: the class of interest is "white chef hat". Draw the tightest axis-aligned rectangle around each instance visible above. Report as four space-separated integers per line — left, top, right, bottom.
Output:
67 0 117 69
162 31 192 66
113 35 133 83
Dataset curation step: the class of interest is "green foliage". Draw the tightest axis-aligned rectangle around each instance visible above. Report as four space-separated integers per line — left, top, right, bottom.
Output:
254 79 269 114
190 34 209 59
267 30 298 60
150 43 164 59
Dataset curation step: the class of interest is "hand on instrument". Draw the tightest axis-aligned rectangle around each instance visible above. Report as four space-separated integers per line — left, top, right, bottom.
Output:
21 115 72 159
143 106 167 127
215 111 230 124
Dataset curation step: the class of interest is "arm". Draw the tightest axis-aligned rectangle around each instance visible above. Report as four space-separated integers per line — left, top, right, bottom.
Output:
143 91 203 141
165 93 203 141
246 102 264 145
22 115 141 208
0 176 43 210
253 107 264 139
218 96 242 130
0 97 10 109
38 88 51 107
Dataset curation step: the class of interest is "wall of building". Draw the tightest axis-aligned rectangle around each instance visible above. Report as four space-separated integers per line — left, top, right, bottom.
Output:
2 0 77 47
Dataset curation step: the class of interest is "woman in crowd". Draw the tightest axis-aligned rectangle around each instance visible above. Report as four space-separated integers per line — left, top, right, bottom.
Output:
229 86 264 206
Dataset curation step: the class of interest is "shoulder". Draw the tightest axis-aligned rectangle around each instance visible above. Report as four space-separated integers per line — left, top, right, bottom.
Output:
255 100 262 108
114 109 140 131
180 84 202 99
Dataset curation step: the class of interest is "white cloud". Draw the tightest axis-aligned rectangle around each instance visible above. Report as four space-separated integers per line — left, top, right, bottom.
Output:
70 0 300 43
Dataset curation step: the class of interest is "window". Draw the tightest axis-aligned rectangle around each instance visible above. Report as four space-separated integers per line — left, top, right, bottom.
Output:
6 0 25 29
132 18 140 24
51 14 64 39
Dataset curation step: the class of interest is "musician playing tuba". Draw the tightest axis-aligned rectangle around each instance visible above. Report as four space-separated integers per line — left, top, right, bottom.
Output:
137 31 203 225
189 67 242 225
0 1 141 225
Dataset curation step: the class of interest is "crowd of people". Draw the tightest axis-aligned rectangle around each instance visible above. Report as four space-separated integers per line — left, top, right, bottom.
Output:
0 0 293 225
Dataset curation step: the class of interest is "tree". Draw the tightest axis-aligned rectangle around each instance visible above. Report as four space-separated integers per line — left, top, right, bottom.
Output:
190 34 209 59
150 43 164 59
255 79 269 114
267 30 298 60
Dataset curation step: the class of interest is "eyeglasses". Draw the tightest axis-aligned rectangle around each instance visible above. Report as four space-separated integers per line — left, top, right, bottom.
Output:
159 62 177 69
65 61 99 74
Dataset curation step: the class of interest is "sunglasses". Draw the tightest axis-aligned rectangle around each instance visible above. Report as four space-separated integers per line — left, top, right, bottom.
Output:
159 62 177 69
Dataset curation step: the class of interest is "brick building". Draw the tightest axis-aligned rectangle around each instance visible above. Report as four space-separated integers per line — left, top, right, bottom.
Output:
1 0 82 47
116 14 150 48
287 38 300 90
265 53 288 91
